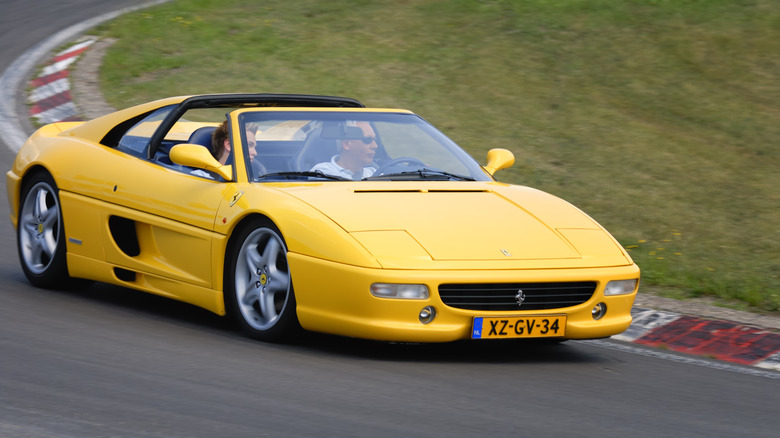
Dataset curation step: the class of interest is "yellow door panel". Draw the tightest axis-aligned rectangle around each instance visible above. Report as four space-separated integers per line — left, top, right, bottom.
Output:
51 141 233 289
55 142 231 231
99 203 216 288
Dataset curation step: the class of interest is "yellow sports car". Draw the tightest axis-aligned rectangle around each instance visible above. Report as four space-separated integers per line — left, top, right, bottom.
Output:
7 94 639 342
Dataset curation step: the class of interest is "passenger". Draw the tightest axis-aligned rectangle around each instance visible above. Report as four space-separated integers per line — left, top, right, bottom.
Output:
210 121 258 164
191 121 258 179
311 121 377 179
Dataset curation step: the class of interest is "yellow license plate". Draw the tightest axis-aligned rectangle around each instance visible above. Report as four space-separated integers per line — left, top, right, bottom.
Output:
471 315 566 339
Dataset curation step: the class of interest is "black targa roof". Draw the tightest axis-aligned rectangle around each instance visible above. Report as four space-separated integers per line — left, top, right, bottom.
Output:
146 93 365 158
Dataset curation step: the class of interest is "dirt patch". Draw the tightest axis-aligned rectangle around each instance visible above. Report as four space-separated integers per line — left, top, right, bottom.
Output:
71 37 117 119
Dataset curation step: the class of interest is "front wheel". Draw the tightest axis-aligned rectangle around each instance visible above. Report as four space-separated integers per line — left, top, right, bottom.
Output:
17 171 70 288
224 218 300 342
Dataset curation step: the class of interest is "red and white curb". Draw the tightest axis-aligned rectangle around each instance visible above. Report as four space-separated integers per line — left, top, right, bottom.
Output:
28 38 95 124
614 308 780 371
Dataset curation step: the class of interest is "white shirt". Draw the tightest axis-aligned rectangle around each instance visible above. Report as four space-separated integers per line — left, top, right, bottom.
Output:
190 169 215 179
310 155 376 180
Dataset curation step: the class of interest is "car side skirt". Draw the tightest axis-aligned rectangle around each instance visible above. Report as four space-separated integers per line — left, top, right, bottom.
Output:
66 253 226 315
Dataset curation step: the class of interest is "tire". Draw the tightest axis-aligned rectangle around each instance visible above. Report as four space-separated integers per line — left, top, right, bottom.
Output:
224 218 300 342
17 171 69 288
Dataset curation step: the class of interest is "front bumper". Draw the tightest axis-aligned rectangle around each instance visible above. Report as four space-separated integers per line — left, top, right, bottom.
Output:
290 253 639 342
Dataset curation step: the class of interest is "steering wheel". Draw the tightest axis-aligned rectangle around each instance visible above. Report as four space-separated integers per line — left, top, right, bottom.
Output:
374 157 427 176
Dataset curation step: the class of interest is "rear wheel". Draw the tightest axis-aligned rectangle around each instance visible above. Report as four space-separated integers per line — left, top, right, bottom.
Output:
17 171 69 288
225 218 300 342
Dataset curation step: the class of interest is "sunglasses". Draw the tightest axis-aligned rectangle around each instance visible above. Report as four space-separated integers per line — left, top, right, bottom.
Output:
356 136 376 145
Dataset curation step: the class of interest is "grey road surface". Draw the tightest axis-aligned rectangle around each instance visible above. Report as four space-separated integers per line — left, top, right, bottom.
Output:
1 2 778 437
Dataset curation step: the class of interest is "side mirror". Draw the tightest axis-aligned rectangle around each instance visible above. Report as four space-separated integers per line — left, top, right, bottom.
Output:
170 144 233 181
483 148 515 175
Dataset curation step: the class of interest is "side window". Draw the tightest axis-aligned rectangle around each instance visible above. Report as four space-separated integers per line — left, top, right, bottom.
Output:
117 106 175 157
163 108 231 180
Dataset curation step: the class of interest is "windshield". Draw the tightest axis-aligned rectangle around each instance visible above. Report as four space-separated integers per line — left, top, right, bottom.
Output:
236 111 491 182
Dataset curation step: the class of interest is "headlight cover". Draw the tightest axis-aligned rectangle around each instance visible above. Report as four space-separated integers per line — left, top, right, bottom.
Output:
604 279 638 296
370 283 429 299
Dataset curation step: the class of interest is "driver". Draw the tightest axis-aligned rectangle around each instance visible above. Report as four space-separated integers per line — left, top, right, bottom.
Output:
311 121 377 180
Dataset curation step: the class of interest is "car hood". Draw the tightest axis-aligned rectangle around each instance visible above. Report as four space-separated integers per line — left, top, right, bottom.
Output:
279 182 632 269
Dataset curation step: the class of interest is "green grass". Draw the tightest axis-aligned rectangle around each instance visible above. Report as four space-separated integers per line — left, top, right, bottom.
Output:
95 0 780 312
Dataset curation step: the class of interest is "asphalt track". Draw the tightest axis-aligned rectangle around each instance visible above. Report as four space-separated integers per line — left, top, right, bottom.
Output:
1 2 779 437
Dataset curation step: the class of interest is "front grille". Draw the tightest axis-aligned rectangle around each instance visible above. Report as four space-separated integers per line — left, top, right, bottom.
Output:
438 281 597 311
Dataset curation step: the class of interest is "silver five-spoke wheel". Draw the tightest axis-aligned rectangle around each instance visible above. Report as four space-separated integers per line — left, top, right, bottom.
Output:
20 181 61 274
227 219 299 341
17 172 69 288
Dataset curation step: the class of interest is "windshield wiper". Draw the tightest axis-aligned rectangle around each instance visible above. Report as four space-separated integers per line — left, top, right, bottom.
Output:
255 171 351 181
364 169 475 181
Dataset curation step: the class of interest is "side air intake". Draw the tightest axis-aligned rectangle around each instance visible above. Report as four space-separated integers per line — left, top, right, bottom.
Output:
108 216 140 257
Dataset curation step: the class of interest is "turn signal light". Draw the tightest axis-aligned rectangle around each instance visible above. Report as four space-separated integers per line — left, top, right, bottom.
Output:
370 283 429 299
604 279 638 296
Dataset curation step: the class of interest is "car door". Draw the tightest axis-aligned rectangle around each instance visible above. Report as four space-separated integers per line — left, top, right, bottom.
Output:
57 144 229 292
95 157 231 290
62 107 235 292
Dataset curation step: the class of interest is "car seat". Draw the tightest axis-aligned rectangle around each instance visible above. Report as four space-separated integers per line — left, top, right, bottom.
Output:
292 128 340 171
187 126 217 149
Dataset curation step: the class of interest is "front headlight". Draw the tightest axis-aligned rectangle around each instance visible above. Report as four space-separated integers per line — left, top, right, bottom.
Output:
604 279 638 296
370 283 429 299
